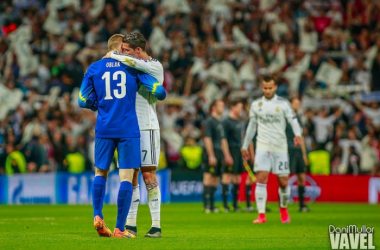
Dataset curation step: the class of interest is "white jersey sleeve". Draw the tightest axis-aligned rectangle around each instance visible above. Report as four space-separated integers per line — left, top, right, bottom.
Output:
242 102 258 150
111 51 164 130
283 100 302 137
111 51 164 83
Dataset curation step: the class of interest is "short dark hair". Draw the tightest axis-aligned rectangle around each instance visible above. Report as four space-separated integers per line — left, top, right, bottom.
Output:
209 99 222 113
229 100 243 107
122 31 146 51
262 75 276 84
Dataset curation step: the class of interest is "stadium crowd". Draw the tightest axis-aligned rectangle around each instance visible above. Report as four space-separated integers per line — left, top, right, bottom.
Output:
0 0 379 175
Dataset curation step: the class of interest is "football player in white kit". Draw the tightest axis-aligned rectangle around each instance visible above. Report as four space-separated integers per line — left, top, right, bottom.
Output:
105 32 164 237
241 76 302 224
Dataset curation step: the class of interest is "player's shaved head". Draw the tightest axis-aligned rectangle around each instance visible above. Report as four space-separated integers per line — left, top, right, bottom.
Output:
108 34 124 51
262 75 277 85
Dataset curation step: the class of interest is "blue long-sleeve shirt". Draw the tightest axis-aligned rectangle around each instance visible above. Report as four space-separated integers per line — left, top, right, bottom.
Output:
78 58 166 138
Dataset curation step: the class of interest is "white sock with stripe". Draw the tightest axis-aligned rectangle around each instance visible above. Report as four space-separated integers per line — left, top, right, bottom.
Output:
255 183 267 214
126 184 140 227
147 182 161 228
279 185 291 208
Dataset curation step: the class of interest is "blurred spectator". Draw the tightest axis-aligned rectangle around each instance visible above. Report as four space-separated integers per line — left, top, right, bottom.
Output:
313 108 342 150
179 136 202 170
308 143 330 175
5 144 26 175
338 128 362 173
361 128 379 174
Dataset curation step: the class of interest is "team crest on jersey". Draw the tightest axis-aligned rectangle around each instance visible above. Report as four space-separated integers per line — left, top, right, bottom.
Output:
258 102 262 107
275 107 280 112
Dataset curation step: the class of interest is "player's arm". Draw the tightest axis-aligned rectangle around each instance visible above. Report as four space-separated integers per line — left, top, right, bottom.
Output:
204 137 216 166
221 120 233 165
299 136 309 165
242 105 258 160
110 51 163 78
136 73 166 100
248 141 255 165
284 101 302 146
78 65 98 111
204 120 217 166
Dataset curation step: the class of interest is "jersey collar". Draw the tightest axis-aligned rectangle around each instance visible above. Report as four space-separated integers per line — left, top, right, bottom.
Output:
263 94 278 101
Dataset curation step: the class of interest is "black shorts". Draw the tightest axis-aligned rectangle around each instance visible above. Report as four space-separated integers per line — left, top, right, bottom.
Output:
289 148 306 174
202 149 224 177
223 147 244 174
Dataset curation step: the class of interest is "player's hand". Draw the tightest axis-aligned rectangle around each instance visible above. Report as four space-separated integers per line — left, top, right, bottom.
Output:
303 154 309 165
294 136 301 146
209 155 217 166
241 149 250 161
102 51 112 59
225 155 234 166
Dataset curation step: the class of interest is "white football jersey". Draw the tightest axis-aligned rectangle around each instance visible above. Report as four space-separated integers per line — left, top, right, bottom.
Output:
111 52 164 130
242 95 302 152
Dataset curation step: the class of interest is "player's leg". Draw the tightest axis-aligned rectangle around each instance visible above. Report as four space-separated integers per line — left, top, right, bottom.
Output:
142 168 162 237
231 147 243 212
245 173 254 211
296 150 310 212
297 172 310 212
125 168 140 236
210 174 220 213
112 138 140 238
252 150 271 223
274 152 291 223
221 172 232 212
253 171 269 223
203 172 213 212
232 174 241 211
93 138 115 237
210 150 223 213
140 130 162 237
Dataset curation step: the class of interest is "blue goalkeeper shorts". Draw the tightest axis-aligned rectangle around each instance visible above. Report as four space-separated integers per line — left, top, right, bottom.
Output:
94 137 140 170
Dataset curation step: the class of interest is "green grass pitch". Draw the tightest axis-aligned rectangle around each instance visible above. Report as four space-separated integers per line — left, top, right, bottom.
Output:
0 203 379 250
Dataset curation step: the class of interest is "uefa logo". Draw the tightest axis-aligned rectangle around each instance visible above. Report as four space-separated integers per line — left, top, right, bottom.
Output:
288 175 321 202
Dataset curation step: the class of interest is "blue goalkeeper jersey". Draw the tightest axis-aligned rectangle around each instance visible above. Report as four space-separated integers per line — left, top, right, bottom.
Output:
78 58 166 138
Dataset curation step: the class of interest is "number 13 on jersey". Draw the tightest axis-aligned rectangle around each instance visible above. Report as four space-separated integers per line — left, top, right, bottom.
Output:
102 71 127 100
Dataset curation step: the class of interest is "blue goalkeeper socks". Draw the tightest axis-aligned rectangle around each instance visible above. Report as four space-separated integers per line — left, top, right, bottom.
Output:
92 176 106 219
116 181 133 231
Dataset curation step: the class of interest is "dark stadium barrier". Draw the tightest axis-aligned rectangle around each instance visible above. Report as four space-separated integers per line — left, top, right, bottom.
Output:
0 170 171 205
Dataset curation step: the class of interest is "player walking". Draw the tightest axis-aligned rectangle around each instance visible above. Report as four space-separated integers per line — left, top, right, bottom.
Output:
286 97 310 212
241 76 302 223
107 31 164 237
79 34 166 237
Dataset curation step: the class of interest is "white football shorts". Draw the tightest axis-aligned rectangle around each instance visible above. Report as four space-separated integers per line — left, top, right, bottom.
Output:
254 149 289 175
140 130 160 168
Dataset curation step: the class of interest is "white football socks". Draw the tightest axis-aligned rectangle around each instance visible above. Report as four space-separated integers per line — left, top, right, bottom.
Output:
126 184 140 227
147 182 161 228
279 185 291 208
255 183 267 214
